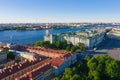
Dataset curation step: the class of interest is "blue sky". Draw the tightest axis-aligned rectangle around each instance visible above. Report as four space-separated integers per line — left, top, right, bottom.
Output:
0 0 120 23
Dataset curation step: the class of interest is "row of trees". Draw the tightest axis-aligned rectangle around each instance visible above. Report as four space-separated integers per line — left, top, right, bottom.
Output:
53 55 120 80
1 26 26 31
34 41 85 53
50 25 73 29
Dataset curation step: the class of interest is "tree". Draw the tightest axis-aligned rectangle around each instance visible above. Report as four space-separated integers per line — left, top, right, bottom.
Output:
66 46 71 51
70 74 80 80
62 40 68 49
64 68 73 75
75 49 81 53
35 41 42 46
55 55 120 80
52 77 59 80
84 55 91 61
87 58 98 71
78 42 85 52
71 46 76 52
55 41 61 49
93 71 100 80
106 60 120 80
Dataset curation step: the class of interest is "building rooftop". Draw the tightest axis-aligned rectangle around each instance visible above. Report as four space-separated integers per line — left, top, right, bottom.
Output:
10 45 74 58
26 46 73 58
111 28 120 34
20 51 36 56
51 58 64 68
16 63 53 80
58 29 105 39
0 55 48 79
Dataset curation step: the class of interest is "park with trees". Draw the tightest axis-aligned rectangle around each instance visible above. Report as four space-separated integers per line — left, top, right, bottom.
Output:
53 55 120 80
33 40 85 53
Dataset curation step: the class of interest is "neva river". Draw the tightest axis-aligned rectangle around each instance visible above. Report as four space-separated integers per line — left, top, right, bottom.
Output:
0 26 107 44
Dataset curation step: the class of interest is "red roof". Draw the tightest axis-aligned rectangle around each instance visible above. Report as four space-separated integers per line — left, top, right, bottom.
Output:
19 76 30 80
0 56 48 79
63 52 73 59
26 46 73 58
32 63 52 79
16 63 53 80
51 58 64 67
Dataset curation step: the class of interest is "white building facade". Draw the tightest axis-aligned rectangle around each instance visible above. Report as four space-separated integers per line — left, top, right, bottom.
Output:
44 29 105 48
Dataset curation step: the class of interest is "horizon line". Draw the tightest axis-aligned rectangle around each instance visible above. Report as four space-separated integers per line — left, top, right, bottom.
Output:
0 22 119 24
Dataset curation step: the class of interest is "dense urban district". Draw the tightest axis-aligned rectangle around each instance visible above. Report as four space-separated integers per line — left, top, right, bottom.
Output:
0 23 120 80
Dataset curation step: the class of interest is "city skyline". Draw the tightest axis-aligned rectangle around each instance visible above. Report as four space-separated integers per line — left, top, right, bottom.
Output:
0 0 120 23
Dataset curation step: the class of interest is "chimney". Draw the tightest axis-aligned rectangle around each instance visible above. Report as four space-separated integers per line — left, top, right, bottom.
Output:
39 58 41 60
18 66 20 69
8 66 11 68
9 69 12 72
15 62 18 65
10 66 13 69
19 63 22 67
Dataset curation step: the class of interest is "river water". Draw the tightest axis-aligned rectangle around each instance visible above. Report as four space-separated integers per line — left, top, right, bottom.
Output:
0 26 107 44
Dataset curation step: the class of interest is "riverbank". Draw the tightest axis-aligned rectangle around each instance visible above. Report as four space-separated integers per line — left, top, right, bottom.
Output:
0 26 108 45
